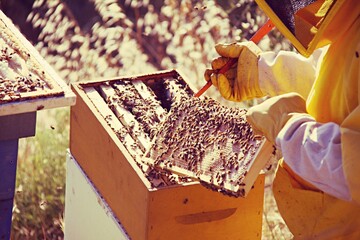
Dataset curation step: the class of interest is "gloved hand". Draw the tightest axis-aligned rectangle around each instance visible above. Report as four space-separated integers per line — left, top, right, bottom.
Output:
246 92 307 144
204 42 264 102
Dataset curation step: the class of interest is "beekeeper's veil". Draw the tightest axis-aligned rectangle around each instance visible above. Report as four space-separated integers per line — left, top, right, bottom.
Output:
255 0 346 57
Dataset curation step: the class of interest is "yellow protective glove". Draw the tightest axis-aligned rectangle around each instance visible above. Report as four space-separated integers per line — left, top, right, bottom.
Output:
204 42 264 102
246 92 307 144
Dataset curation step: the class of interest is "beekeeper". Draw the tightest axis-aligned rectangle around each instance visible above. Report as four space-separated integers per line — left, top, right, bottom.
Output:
205 0 360 238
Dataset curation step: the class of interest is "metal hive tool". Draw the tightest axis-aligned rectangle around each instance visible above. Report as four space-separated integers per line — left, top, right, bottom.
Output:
145 97 274 197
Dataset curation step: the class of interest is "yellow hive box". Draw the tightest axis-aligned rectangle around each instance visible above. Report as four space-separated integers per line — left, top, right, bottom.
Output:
70 70 265 240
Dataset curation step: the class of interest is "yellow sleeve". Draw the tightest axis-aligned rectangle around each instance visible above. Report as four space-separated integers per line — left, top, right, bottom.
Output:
308 13 360 204
341 42 360 204
342 119 360 204
258 47 326 99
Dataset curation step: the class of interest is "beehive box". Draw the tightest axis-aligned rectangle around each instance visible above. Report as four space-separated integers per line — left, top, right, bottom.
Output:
0 10 75 116
70 70 266 240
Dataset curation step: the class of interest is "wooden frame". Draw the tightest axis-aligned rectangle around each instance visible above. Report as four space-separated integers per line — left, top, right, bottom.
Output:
0 11 75 116
70 70 265 240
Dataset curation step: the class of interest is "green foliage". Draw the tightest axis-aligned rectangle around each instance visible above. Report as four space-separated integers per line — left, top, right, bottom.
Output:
11 109 69 240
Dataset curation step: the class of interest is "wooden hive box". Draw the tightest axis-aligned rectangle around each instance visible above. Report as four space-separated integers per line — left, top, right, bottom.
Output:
0 11 75 116
70 70 265 240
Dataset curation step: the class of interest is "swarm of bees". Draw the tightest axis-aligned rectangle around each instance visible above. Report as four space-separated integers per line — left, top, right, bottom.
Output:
96 75 194 188
93 73 265 196
0 19 51 102
148 96 263 197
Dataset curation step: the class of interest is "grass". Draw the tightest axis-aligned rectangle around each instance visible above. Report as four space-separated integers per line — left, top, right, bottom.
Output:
11 109 69 240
